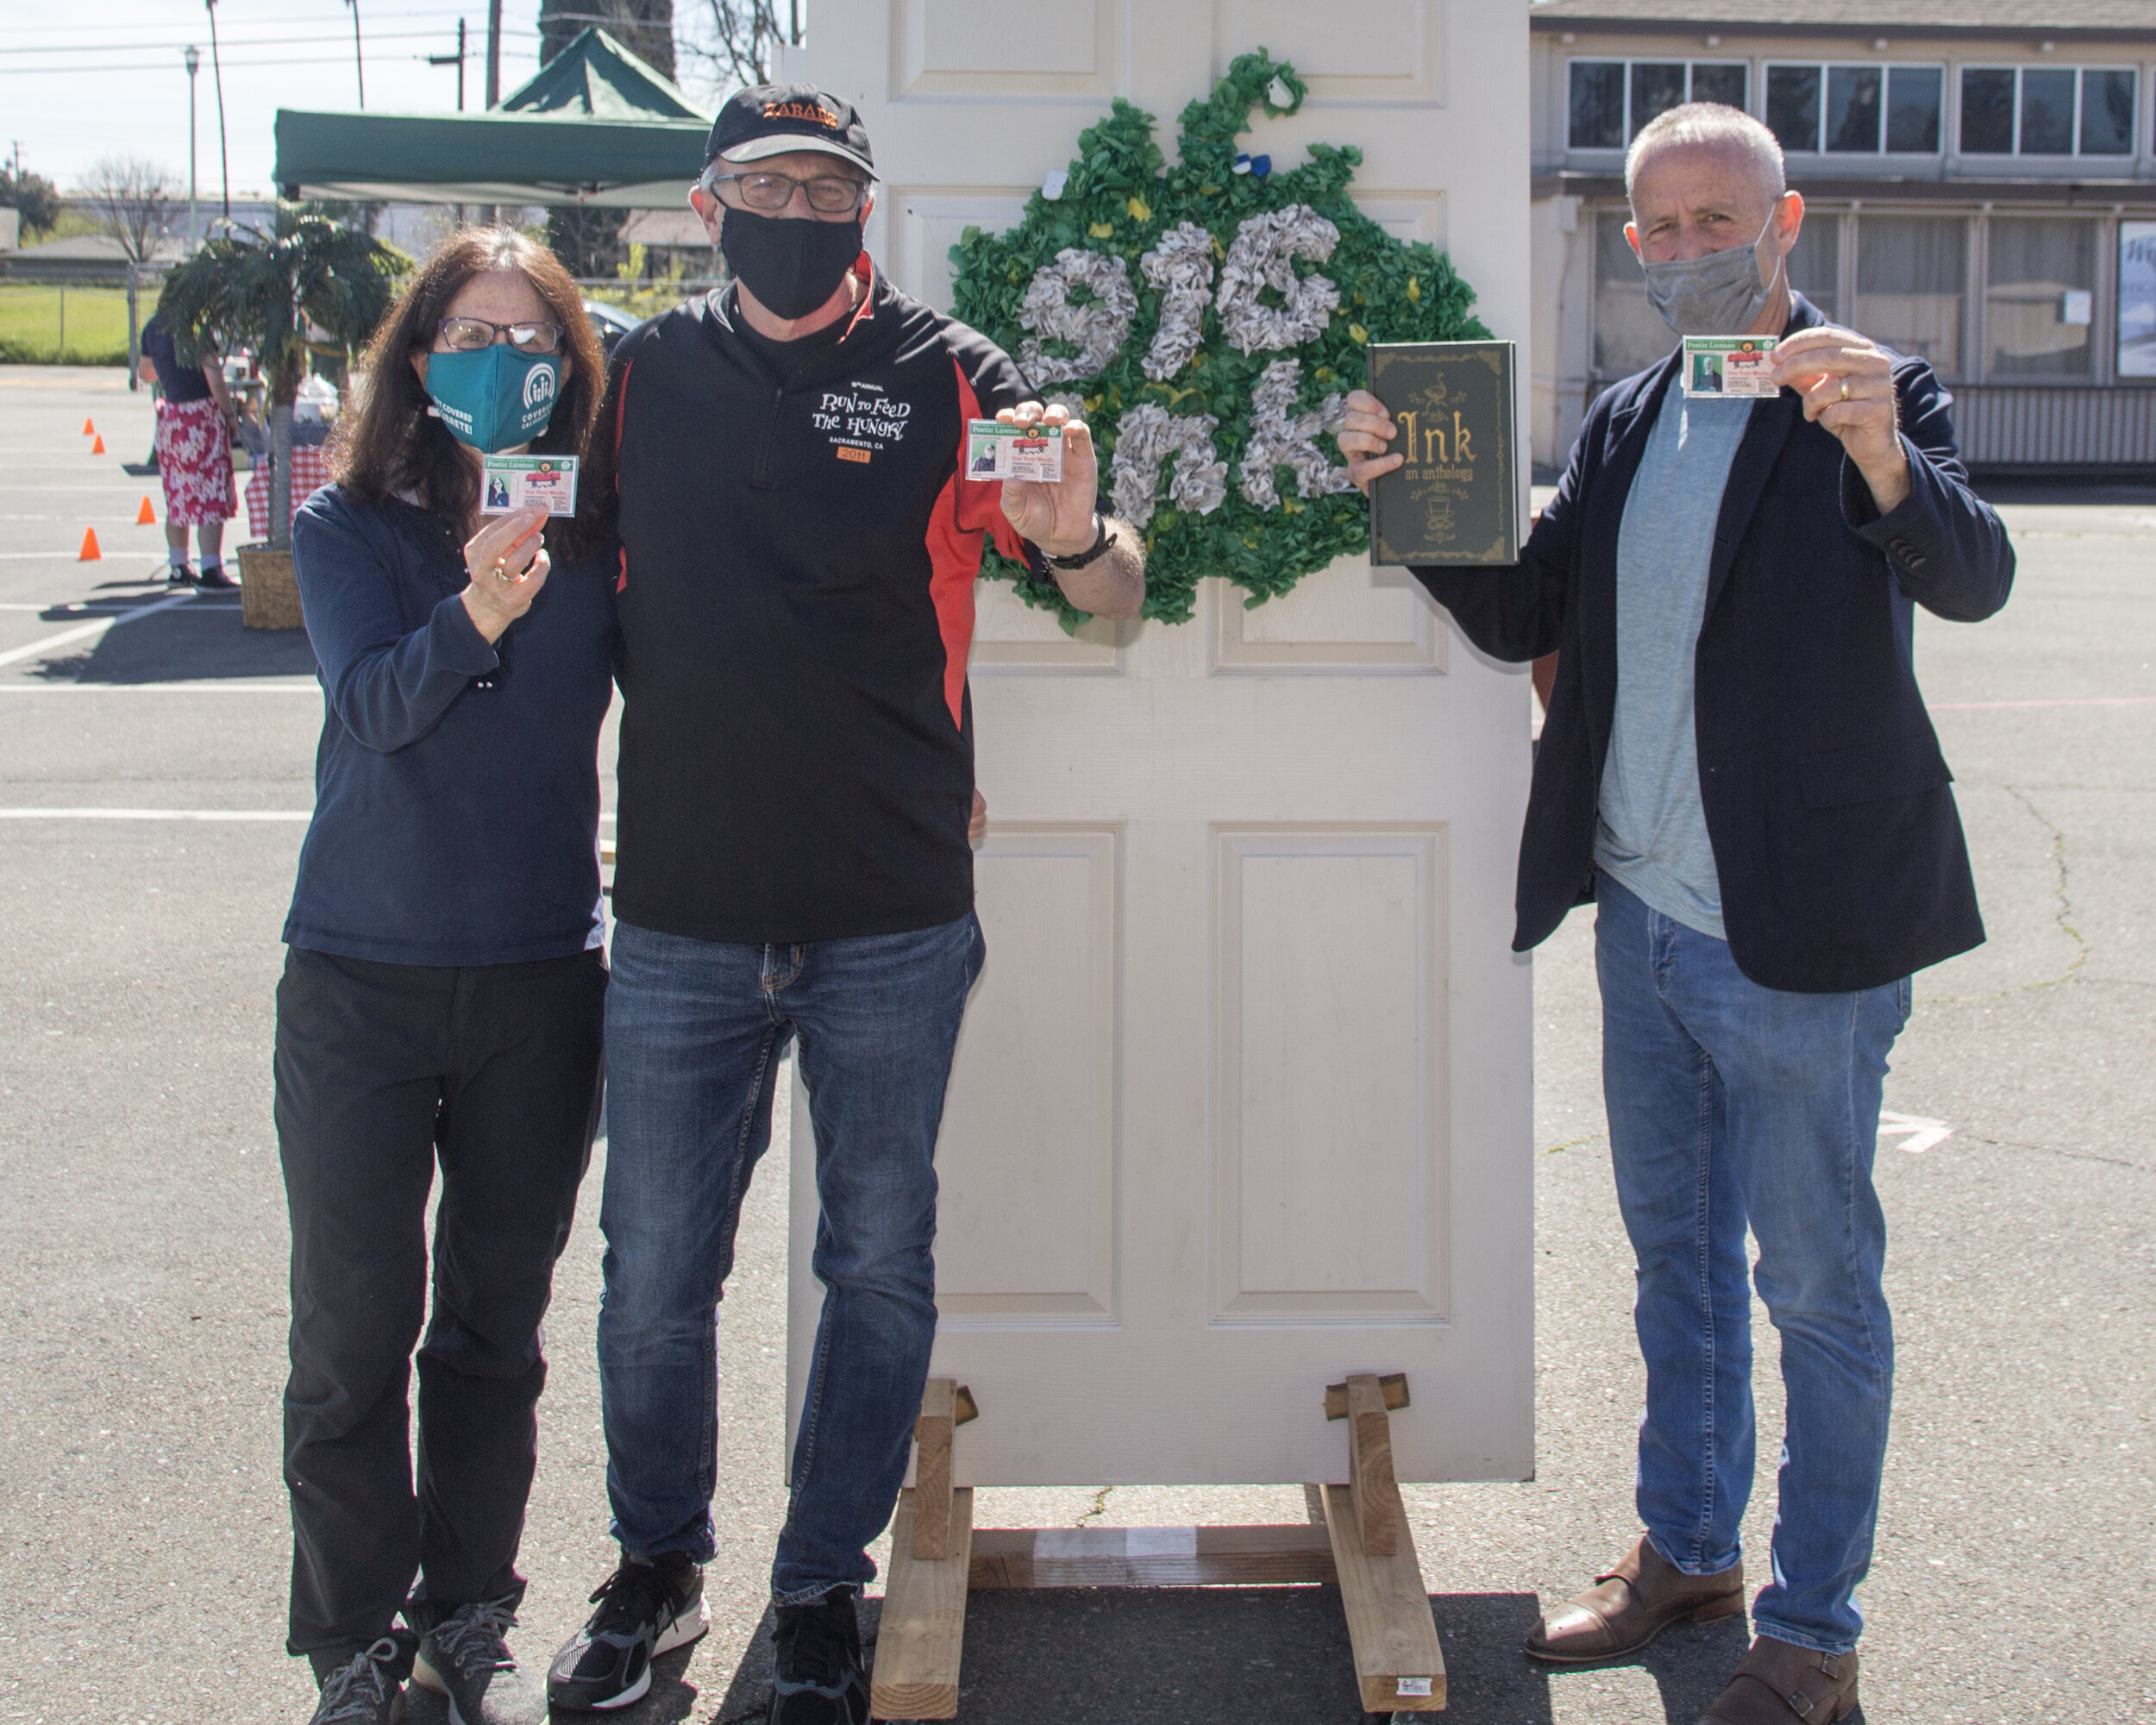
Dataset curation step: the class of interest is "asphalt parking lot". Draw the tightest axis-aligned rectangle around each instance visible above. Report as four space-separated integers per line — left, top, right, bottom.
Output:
0 366 2148 1725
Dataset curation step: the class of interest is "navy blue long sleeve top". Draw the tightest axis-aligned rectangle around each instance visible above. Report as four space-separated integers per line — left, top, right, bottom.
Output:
284 486 617 967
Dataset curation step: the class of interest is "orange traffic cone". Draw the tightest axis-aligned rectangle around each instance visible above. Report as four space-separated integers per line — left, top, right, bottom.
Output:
91 435 105 455
136 496 156 524
78 528 102 561
82 417 95 436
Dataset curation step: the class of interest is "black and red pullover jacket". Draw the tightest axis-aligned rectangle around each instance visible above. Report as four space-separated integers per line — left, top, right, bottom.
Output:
606 262 1046 944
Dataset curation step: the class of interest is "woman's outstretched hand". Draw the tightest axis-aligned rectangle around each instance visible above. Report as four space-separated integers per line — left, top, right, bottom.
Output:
461 505 551 643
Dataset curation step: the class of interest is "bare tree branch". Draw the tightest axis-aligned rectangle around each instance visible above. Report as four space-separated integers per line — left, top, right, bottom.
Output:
676 0 788 91
83 156 179 266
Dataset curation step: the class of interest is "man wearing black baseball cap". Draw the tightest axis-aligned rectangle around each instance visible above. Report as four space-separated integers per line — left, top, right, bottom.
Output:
544 84 1144 1724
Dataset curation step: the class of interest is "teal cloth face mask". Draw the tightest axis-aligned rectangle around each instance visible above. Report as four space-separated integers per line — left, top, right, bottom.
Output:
424 346 561 453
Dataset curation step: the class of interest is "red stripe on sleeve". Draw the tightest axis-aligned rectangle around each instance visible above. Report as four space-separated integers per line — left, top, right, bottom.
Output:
921 361 1006 731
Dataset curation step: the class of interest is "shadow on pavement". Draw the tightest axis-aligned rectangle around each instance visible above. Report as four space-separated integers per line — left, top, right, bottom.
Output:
28 597 317 683
680 1588 1558 1725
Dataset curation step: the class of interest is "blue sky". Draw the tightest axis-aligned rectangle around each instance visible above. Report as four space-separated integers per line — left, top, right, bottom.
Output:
3 1 725 200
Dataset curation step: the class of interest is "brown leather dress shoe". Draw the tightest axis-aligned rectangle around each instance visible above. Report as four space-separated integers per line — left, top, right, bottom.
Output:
1524 1535 1745 1664
1699 1635 1859 1722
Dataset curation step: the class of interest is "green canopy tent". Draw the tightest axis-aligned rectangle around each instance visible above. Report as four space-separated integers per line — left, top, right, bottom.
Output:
273 28 711 207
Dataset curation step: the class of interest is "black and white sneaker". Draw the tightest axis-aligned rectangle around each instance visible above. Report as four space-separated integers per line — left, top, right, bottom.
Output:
413 1596 547 1725
768 1589 868 1725
308 1636 408 1724
547 1552 708 1711
196 562 239 589
166 561 194 587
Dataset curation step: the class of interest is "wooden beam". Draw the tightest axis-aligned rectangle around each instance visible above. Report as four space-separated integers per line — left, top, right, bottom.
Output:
967 1524 1337 1590
1345 1373 1404 1558
872 1486 975 1722
1320 1483 1445 1712
1324 1371 1409 1421
912 1378 957 1561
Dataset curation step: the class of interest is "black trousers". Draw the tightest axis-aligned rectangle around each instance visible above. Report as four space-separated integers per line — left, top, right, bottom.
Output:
274 945 606 1669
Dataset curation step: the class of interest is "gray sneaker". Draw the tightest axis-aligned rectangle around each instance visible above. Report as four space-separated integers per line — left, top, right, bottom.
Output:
309 1637 407 1724
413 1598 548 1725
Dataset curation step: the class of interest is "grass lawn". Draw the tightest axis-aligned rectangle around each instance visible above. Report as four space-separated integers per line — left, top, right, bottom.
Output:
0 285 132 365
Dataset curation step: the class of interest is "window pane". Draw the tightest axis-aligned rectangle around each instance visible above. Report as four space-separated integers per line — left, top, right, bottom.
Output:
2081 68 2135 155
1786 213 1839 325
2021 67 2076 154
1593 210 1678 379
1631 62 1688 140
1827 66 1883 152
1690 63 1747 110
1767 65 1822 153
1960 68 2015 154
1886 66 1943 153
1987 217 2096 379
1855 216 1966 378
1570 61 1626 150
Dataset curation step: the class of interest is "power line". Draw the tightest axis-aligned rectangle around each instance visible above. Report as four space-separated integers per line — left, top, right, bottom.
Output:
0 29 470 55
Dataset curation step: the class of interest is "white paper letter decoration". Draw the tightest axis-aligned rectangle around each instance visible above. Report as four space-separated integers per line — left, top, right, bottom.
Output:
1215 206 1341 356
1018 248 1139 385
1238 358 1352 509
1110 403 1228 527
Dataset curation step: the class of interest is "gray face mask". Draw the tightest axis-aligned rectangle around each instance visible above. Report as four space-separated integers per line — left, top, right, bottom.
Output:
1640 210 1782 336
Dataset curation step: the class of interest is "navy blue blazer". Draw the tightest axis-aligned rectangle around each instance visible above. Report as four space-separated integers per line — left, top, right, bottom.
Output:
1415 293 2015 994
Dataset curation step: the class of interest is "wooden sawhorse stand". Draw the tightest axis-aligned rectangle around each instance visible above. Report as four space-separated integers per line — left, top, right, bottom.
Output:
869 1373 1445 1718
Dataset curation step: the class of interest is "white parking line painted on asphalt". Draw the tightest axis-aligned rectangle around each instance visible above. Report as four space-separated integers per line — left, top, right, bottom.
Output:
0 680 319 693
0 589 195 669
0 808 313 821
1932 696 2156 711
1879 1112 1955 1154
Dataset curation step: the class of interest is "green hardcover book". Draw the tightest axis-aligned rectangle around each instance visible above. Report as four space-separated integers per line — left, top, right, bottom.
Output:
1366 340 1524 568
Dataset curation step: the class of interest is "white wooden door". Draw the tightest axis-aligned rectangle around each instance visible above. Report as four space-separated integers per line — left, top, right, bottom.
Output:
791 0 1535 1488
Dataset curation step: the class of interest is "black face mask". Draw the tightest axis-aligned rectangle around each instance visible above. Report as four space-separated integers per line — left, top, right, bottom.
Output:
720 207 863 322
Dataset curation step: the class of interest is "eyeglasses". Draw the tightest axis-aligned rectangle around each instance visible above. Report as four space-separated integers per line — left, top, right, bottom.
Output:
436 317 564 354
705 170 868 215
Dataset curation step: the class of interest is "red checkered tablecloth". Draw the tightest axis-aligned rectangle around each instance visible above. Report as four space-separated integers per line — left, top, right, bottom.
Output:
244 445 331 540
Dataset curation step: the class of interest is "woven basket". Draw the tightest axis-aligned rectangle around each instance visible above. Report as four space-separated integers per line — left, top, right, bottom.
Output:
237 543 305 631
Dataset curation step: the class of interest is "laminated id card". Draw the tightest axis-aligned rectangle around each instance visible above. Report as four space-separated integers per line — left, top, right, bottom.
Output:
965 420 1063 483
480 454 580 516
1683 336 1777 398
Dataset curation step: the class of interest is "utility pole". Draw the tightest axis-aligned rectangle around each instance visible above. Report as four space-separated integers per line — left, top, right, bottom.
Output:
486 0 502 107
429 19 468 110
205 0 230 222
345 0 366 108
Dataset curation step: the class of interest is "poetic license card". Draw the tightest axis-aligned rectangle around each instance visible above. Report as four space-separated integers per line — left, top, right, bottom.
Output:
965 419 1063 483
1683 336 1777 398
480 454 580 516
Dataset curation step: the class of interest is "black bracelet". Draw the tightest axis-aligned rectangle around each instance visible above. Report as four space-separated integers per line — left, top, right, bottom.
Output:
1044 515 1116 570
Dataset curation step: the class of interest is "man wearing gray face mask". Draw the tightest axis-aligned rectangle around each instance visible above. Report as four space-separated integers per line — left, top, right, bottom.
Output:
1341 103 2014 1725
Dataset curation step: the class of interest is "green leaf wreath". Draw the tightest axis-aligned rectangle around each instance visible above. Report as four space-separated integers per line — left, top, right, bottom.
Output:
950 49 1489 626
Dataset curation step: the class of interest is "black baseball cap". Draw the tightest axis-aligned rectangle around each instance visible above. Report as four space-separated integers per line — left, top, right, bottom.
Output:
705 83 875 176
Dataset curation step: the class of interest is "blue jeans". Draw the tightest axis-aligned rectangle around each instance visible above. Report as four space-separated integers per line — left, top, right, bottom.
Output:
1595 873 1906 1656
598 911 986 1603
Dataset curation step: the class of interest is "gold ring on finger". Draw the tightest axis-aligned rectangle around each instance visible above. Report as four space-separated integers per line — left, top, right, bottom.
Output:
1840 380 1851 401
492 559 513 582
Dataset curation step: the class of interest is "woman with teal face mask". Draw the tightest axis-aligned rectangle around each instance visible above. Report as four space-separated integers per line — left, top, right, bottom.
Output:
276 229 622 1725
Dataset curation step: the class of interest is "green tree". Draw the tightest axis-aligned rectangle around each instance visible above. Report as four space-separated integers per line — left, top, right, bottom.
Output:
158 209 411 550
0 166 64 238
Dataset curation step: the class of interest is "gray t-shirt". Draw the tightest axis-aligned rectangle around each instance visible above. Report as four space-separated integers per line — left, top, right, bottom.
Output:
1593 384 1755 940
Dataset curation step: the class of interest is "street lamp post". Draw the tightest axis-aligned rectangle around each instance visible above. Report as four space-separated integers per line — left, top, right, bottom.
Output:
344 0 366 108
184 46 200 252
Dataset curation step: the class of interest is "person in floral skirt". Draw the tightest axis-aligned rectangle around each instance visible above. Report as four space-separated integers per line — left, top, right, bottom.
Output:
138 311 240 586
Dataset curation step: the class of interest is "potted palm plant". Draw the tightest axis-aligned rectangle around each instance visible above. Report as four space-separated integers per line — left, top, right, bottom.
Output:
158 209 409 628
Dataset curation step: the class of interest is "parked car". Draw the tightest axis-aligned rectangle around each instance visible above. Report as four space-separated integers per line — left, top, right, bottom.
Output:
582 299 644 356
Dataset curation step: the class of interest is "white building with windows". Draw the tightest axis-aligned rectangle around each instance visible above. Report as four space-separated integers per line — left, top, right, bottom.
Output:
1529 0 2156 473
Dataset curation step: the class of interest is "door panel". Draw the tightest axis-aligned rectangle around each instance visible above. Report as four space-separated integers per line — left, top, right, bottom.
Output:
793 0 1534 1489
